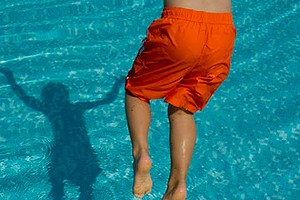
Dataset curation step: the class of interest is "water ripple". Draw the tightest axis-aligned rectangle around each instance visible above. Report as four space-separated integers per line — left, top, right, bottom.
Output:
0 0 299 199
14 136 52 164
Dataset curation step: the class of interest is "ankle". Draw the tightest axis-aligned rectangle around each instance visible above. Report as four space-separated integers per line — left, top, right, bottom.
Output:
132 148 149 159
168 179 186 189
168 172 187 186
163 182 187 200
173 183 187 196
133 150 152 171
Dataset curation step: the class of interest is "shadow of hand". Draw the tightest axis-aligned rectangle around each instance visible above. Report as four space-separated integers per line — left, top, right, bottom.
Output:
0 68 15 83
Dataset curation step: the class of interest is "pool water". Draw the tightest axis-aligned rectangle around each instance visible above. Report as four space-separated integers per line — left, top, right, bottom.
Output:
0 0 299 199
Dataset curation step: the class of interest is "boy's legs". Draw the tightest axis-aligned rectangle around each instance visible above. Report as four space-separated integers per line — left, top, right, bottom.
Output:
125 92 152 198
126 91 196 199
163 104 196 200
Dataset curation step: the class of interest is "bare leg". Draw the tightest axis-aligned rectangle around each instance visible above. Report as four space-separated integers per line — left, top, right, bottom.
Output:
163 104 196 200
125 92 152 198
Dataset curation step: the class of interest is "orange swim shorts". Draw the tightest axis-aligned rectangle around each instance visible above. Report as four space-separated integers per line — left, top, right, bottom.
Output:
125 6 236 113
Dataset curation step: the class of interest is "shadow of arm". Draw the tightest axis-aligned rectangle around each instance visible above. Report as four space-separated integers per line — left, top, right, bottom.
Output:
0 68 45 112
76 76 125 110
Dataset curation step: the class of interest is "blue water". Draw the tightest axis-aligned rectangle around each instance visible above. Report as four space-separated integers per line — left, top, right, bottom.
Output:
0 0 299 199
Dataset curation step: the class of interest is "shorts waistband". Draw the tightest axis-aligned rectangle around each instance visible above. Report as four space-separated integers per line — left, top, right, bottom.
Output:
162 6 234 24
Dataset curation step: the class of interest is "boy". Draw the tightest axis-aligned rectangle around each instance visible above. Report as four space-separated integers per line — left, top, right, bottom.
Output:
125 0 236 199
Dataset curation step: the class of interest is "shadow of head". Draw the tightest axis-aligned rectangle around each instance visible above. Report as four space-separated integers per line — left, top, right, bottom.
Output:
41 82 70 108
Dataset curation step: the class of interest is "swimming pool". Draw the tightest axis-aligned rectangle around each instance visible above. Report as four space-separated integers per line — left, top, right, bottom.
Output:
0 0 299 199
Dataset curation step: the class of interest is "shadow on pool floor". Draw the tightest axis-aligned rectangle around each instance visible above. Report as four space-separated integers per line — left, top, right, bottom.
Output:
0 68 124 200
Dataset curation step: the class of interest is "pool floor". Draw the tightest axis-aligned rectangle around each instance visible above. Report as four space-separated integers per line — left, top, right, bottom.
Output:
0 0 299 199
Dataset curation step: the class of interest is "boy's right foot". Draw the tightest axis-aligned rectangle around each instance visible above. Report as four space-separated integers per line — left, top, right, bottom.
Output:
133 152 152 198
162 182 187 200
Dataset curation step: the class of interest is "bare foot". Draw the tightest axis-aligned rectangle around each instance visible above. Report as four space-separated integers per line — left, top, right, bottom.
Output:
133 153 152 198
162 183 187 200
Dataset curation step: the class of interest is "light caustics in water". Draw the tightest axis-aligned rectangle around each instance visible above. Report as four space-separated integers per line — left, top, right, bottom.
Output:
0 0 299 199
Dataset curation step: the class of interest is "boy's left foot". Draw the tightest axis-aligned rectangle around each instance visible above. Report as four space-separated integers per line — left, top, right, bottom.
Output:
133 152 152 198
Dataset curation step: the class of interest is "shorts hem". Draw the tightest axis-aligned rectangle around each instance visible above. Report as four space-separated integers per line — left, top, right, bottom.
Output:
164 98 201 114
125 88 150 103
